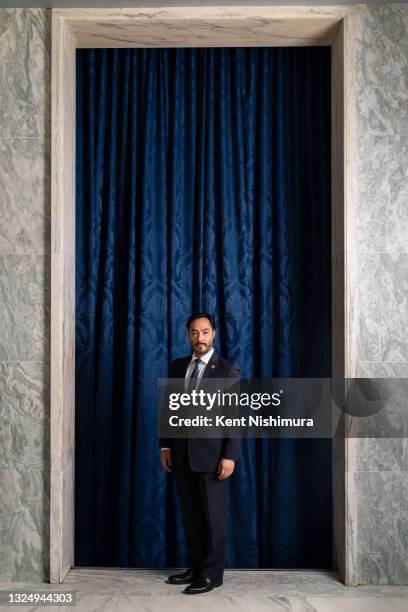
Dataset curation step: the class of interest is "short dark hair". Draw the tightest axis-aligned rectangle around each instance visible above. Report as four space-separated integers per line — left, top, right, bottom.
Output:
186 312 216 331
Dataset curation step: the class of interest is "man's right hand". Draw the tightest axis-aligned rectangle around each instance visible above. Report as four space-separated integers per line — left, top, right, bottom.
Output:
160 449 172 473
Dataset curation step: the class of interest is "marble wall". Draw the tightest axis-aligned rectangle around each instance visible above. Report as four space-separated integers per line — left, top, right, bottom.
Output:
0 9 51 581
0 3 407 584
355 3 408 584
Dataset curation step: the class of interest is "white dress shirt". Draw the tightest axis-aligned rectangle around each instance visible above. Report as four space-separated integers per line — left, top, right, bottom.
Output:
184 347 214 391
160 347 215 451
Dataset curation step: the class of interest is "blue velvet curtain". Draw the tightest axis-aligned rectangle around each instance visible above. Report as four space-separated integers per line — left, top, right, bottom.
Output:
75 47 332 569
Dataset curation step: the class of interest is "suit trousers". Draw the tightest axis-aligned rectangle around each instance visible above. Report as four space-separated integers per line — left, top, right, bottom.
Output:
174 440 228 582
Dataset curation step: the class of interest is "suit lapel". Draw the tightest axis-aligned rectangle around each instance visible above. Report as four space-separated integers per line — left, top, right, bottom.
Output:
201 351 219 379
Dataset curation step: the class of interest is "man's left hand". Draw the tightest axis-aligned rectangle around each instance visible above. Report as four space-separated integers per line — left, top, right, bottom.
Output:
217 458 235 480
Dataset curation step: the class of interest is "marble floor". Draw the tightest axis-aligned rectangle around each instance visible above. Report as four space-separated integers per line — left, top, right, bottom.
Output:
1 568 408 611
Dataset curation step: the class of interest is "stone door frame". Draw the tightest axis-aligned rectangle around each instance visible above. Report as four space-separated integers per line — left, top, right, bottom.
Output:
50 4 359 584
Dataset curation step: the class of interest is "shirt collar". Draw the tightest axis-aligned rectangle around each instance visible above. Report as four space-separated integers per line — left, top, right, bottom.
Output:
191 346 214 365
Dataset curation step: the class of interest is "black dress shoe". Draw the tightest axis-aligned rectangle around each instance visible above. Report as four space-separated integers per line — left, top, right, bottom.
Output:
166 568 200 585
183 575 223 594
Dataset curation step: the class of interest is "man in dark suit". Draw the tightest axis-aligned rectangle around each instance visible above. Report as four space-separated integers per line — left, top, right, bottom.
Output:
159 312 240 594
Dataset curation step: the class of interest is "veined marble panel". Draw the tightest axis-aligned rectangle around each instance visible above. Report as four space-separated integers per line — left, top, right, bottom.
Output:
356 253 408 363
356 471 408 585
0 7 51 583
355 438 408 472
0 467 49 581
356 4 408 136
0 360 49 582
0 361 49 469
0 137 51 255
0 8 51 138
356 362 408 378
356 135 389 253
387 135 408 253
0 254 50 361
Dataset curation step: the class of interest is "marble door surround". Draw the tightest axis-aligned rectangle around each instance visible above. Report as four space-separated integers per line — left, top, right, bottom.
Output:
50 5 360 585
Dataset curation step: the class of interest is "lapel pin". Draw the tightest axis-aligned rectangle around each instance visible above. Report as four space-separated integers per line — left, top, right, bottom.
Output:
211 364 216 369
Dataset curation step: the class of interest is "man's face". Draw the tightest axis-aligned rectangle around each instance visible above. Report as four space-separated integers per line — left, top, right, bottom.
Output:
188 317 216 356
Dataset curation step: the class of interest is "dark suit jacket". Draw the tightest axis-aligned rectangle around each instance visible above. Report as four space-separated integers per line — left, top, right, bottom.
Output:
159 351 241 471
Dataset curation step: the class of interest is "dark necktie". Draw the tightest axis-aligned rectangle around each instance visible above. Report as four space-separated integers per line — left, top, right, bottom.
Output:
187 358 202 393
